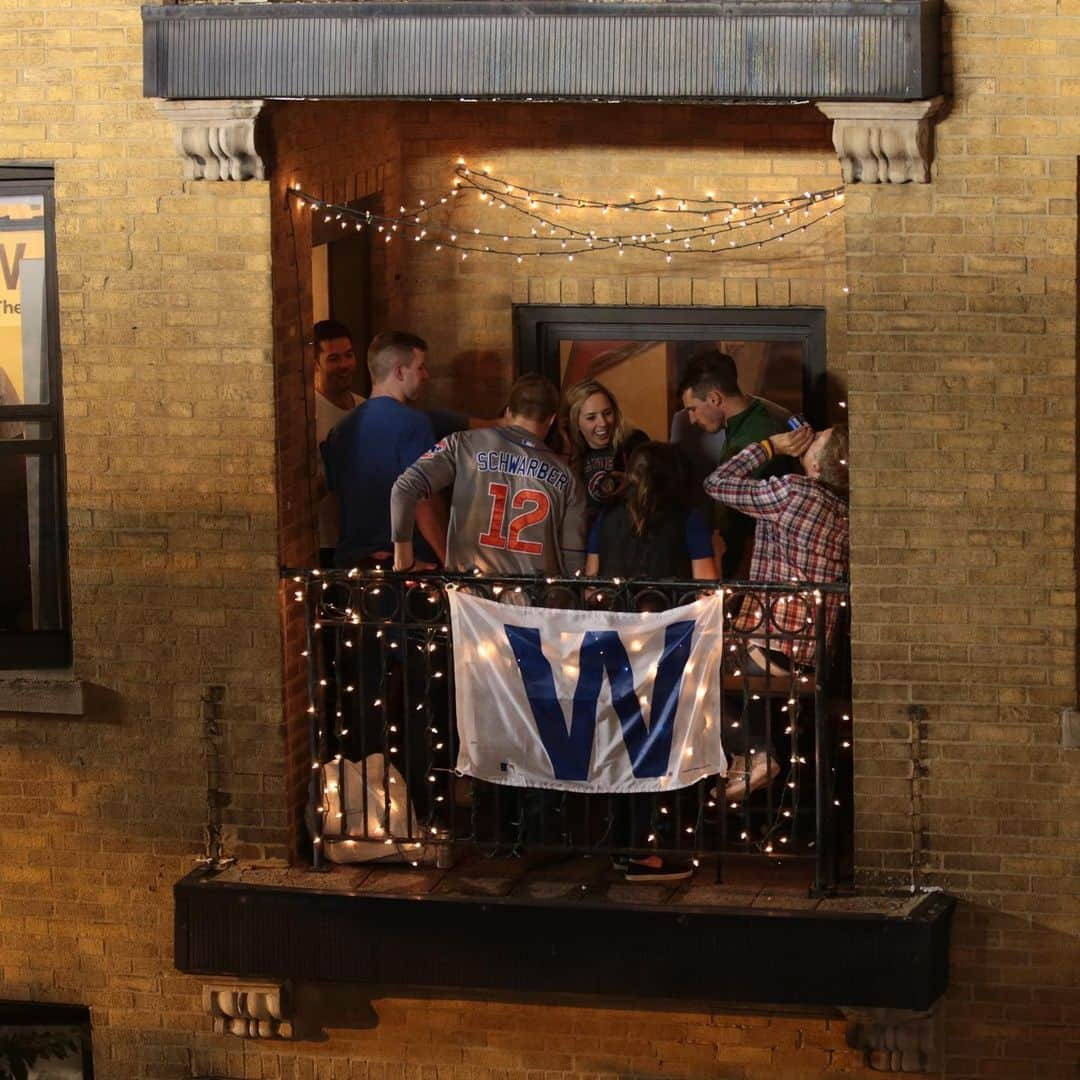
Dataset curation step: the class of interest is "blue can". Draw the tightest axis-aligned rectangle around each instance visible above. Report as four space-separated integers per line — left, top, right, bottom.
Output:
787 414 808 431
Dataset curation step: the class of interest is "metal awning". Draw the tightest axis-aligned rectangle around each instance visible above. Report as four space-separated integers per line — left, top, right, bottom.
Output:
143 0 942 103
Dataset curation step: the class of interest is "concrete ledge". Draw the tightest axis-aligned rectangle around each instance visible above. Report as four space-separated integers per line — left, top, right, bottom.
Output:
0 669 86 716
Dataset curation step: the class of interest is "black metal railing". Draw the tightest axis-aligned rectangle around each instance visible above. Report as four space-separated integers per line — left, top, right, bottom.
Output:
286 569 852 895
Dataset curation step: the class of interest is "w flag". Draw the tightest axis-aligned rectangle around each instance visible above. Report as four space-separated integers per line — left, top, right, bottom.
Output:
447 589 725 793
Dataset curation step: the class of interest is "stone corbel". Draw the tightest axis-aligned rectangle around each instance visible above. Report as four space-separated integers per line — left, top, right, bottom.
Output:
842 1004 942 1072
155 99 267 181
203 981 292 1038
815 97 944 184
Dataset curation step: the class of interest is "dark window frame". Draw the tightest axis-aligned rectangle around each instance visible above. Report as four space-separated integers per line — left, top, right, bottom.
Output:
0 165 72 669
514 304 829 430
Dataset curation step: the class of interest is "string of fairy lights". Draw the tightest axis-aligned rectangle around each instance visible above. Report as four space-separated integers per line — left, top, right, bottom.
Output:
288 160 845 263
292 571 850 868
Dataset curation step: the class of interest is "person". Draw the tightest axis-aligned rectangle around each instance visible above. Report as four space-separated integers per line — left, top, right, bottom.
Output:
585 441 717 583
322 331 447 569
314 321 497 565
585 441 718 882
313 320 366 565
561 379 649 522
677 349 792 578
391 373 586 577
704 422 849 798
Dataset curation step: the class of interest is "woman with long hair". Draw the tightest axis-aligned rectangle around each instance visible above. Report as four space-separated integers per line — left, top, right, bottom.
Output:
562 379 648 520
585 441 717 883
585 440 718 582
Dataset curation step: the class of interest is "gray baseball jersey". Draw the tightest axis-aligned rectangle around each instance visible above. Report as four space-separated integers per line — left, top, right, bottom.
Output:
391 424 587 576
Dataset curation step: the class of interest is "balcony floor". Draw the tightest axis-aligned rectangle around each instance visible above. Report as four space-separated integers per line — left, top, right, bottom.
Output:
206 852 923 918
176 855 954 1011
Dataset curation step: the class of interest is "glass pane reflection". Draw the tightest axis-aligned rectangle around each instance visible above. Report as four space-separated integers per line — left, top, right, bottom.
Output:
0 194 48 407
0 452 62 633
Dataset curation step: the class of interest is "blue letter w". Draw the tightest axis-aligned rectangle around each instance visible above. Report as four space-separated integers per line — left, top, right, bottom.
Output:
503 621 695 781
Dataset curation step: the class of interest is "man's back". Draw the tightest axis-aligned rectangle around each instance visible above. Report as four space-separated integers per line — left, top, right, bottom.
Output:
393 425 586 576
323 396 436 567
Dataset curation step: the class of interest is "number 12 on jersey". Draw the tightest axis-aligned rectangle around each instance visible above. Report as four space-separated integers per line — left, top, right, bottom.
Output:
478 482 551 556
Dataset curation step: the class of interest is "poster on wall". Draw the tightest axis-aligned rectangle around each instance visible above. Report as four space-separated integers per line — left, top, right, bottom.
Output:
0 195 46 409
0 195 47 633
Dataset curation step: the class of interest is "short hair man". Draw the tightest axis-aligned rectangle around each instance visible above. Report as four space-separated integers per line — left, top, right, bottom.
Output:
676 347 791 577
391 373 586 576
314 320 365 563
704 422 849 797
322 331 447 568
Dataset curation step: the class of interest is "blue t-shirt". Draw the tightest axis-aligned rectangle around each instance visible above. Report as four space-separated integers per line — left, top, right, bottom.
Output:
588 506 713 561
323 396 437 567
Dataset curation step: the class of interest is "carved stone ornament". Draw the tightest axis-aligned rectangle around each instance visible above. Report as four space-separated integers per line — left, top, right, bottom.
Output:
154 99 266 182
842 1004 942 1073
815 98 945 184
203 981 292 1039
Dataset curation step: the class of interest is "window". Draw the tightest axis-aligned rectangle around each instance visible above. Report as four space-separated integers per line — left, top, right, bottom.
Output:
515 304 829 431
0 165 70 668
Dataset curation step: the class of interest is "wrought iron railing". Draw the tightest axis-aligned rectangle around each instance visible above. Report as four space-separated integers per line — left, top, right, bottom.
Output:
286 569 851 895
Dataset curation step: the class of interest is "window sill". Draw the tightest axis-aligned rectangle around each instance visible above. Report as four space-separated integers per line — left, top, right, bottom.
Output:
0 669 85 716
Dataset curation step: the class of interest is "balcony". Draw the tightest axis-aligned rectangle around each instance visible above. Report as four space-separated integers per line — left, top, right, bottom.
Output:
175 571 954 1015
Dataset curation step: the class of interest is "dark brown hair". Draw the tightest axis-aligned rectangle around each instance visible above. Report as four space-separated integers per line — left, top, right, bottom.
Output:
624 441 690 538
507 373 560 423
677 347 741 399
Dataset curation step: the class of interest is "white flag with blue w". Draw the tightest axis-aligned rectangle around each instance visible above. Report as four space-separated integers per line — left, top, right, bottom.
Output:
447 589 725 793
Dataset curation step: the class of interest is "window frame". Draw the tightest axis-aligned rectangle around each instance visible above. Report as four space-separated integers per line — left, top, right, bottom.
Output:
514 304 830 430
0 165 72 669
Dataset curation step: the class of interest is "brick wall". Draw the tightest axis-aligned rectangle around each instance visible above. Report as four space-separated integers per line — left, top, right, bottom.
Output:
843 0 1080 1075
0 0 287 1074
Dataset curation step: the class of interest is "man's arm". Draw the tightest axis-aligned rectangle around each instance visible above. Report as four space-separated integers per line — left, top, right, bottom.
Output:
704 426 814 519
413 496 448 567
560 478 588 575
704 441 789 520
391 432 457 569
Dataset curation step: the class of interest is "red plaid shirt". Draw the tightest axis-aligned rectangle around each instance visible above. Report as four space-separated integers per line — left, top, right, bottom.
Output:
704 441 849 667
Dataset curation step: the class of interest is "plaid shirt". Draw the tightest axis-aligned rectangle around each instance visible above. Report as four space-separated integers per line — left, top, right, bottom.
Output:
704 441 849 667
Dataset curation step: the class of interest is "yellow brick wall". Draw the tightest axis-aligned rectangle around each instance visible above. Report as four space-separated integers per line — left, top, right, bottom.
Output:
843 0 1080 1075
0 0 286 1076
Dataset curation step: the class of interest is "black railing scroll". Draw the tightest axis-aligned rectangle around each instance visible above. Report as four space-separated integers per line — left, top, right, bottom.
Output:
285 569 852 895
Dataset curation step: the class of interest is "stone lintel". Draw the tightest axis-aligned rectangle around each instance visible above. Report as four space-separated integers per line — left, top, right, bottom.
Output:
154 99 266 182
203 980 293 1038
842 1003 942 1073
0 669 85 716
815 97 945 184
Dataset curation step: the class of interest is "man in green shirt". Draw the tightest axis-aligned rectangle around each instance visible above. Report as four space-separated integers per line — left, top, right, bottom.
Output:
677 348 791 578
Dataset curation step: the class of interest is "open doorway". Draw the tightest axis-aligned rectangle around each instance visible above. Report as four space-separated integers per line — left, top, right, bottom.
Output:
311 195 378 398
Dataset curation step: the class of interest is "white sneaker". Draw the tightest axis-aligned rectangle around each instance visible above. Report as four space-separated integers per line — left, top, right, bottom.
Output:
724 755 780 800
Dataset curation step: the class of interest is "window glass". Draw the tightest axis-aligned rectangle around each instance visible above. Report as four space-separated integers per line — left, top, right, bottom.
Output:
558 337 805 440
0 452 63 633
0 176 70 668
0 193 48 406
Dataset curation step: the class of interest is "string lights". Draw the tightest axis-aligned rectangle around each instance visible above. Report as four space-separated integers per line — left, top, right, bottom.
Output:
293 571 851 876
288 160 844 262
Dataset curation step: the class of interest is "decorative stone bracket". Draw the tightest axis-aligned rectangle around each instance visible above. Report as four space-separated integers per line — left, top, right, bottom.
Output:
203 981 292 1038
816 98 945 184
842 1003 942 1073
154 99 266 182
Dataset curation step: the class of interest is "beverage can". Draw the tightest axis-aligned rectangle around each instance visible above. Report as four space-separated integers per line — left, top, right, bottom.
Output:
786 414 808 431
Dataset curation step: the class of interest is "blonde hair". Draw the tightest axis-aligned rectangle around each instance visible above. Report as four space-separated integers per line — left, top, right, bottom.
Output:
561 379 632 473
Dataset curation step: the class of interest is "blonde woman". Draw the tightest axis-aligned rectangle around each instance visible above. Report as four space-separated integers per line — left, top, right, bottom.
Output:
562 379 648 520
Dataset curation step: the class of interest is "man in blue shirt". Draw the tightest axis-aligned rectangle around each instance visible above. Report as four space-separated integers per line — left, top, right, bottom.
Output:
322 331 447 569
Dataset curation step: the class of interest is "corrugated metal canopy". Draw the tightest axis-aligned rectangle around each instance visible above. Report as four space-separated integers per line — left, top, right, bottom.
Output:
143 0 942 103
